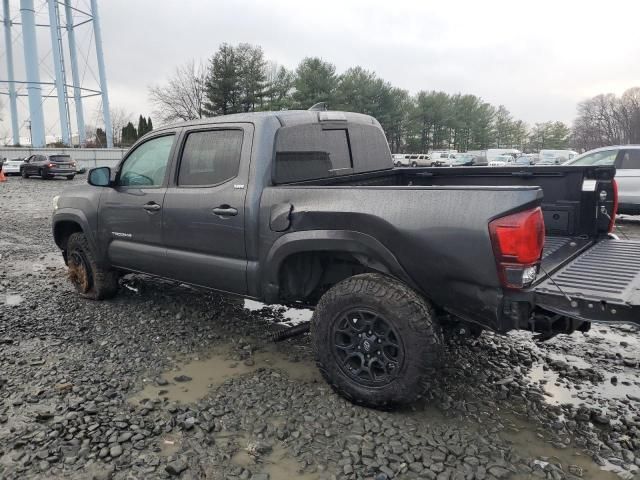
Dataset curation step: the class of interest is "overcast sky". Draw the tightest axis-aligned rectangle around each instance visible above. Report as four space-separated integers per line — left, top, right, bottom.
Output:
2 0 640 139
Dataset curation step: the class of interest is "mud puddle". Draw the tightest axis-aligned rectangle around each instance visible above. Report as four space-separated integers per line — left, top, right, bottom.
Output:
130 344 320 404
4 252 64 277
502 415 619 480
230 433 319 480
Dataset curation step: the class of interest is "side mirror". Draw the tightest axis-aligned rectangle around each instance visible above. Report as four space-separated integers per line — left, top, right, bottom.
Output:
88 166 112 187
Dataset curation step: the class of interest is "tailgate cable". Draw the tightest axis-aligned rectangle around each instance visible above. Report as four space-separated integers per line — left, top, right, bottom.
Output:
539 264 573 303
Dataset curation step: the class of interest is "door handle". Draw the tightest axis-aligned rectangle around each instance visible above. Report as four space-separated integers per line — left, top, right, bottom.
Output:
143 202 161 212
212 205 238 217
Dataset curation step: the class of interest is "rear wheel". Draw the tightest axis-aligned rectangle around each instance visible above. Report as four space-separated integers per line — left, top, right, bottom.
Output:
312 273 443 409
66 232 119 300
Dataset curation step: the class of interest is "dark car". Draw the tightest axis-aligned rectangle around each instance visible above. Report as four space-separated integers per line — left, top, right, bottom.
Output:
21 154 76 180
52 110 640 409
451 154 477 166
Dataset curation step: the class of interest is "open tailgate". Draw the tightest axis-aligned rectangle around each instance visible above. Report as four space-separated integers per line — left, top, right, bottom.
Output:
535 239 640 324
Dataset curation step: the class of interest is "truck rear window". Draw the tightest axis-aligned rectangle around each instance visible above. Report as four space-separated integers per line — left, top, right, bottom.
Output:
274 125 352 183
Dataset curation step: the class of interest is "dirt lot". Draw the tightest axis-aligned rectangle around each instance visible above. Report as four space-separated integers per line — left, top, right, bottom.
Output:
1 176 639 480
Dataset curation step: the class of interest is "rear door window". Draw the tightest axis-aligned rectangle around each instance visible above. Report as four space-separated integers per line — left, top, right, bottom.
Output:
274 126 352 183
178 129 243 187
620 150 640 169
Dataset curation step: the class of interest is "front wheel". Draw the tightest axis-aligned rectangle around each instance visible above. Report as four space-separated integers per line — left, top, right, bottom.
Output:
66 232 119 300
66 174 75 180
312 273 443 409
411 162 418 167
21 169 29 179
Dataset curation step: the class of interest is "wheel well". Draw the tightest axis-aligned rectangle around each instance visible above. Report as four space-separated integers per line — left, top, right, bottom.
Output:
278 251 390 305
54 221 83 251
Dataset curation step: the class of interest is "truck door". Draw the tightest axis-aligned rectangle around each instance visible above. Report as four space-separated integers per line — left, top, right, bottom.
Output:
616 149 640 214
162 124 253 294
98 133 177 275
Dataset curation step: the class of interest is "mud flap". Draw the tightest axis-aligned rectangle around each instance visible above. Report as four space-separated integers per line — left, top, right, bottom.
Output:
535 239 640 325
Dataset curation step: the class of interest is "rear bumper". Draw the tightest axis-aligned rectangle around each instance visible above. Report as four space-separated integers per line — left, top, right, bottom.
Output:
2 166 20 174
535 239 640 325
47 168 75 175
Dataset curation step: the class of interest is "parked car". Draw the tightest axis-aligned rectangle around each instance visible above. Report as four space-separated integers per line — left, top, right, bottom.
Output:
514 156 534 166
486 148 521 163
539 149 578 163
52 110 639 409
488 154 516 166
20 154 76 180
451 153 477 166
565 145 640 215
406 153 438 167
435 152 457 166
1 157 25 175
392 154 410 167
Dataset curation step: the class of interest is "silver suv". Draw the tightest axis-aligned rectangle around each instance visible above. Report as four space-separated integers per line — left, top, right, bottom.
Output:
566 146 640 215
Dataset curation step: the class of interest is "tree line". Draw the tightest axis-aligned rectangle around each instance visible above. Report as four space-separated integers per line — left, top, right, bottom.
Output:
572 88 640 152
147 43 635 154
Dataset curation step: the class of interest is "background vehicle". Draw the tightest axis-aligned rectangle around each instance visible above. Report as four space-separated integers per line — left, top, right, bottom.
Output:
514 156 534 166
20 154 76 180
392 154 410 167
565 145 640 215
486 148 521 163
1 157 25 176
489 154 516 166
406 153 436 167
52 110 639 409
451 153 477 166
539 149 577 163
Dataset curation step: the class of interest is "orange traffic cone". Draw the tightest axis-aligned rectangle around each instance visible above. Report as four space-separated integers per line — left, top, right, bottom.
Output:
0 168 7 182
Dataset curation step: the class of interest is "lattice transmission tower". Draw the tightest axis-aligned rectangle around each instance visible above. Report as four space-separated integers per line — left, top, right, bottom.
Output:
1 0 113 147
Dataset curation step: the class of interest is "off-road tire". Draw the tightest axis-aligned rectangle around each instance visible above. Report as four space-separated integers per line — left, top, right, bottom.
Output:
311 273 443 409
66 232 119 300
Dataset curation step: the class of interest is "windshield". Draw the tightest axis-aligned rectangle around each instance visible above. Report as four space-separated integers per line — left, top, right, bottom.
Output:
569 149 618 166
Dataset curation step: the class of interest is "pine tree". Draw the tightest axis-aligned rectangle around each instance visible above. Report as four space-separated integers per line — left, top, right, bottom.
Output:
147 117 153 132
137 115 147 138
204 43 240 116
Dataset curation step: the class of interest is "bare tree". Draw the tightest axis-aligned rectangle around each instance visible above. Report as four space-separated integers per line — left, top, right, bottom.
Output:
109 107 132 147
148 60 207 124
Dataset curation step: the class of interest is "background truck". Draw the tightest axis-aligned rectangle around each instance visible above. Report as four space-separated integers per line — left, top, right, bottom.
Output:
52 110 640 409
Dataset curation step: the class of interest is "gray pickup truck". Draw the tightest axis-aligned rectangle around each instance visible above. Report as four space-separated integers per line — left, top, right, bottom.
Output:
52 110 640 408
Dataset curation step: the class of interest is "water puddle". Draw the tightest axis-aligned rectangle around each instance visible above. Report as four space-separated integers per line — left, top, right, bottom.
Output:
527 363 640 406
4 253 64 277
2 294 23 306
130 345 320 404
230 434 319 480
244 299 312 325
502 415 620 480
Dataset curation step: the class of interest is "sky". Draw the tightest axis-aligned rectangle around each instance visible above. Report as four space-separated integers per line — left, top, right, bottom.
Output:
1 0 640 140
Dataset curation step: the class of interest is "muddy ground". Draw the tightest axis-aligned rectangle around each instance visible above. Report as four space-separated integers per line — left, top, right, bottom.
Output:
0 176 639 480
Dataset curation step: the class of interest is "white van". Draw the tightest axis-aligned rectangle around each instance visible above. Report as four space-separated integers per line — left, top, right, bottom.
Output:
392 154 410 167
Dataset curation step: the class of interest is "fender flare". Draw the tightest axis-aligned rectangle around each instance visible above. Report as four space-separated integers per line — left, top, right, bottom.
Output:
261 229 417 303
52 209 103 264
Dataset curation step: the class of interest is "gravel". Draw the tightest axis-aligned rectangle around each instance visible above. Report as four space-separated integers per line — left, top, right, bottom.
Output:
1 177 639 480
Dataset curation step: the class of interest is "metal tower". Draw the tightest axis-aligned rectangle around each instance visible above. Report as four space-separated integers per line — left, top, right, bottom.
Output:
0 0 113 147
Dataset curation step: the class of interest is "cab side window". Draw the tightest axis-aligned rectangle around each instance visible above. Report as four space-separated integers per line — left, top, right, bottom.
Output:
119 135 175 187
620 150 640 169
178 129 243 187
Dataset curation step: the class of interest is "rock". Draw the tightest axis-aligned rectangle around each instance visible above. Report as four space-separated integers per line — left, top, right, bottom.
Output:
110 445 123 457
173 375 192 383
155 377 169 386
165 459 188 475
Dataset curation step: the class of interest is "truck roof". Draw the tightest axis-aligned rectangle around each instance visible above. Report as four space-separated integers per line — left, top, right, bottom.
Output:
152 110 381 133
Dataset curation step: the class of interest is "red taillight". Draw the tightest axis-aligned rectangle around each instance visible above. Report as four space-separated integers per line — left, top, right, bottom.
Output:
609 179 618 233
489 207 545 289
